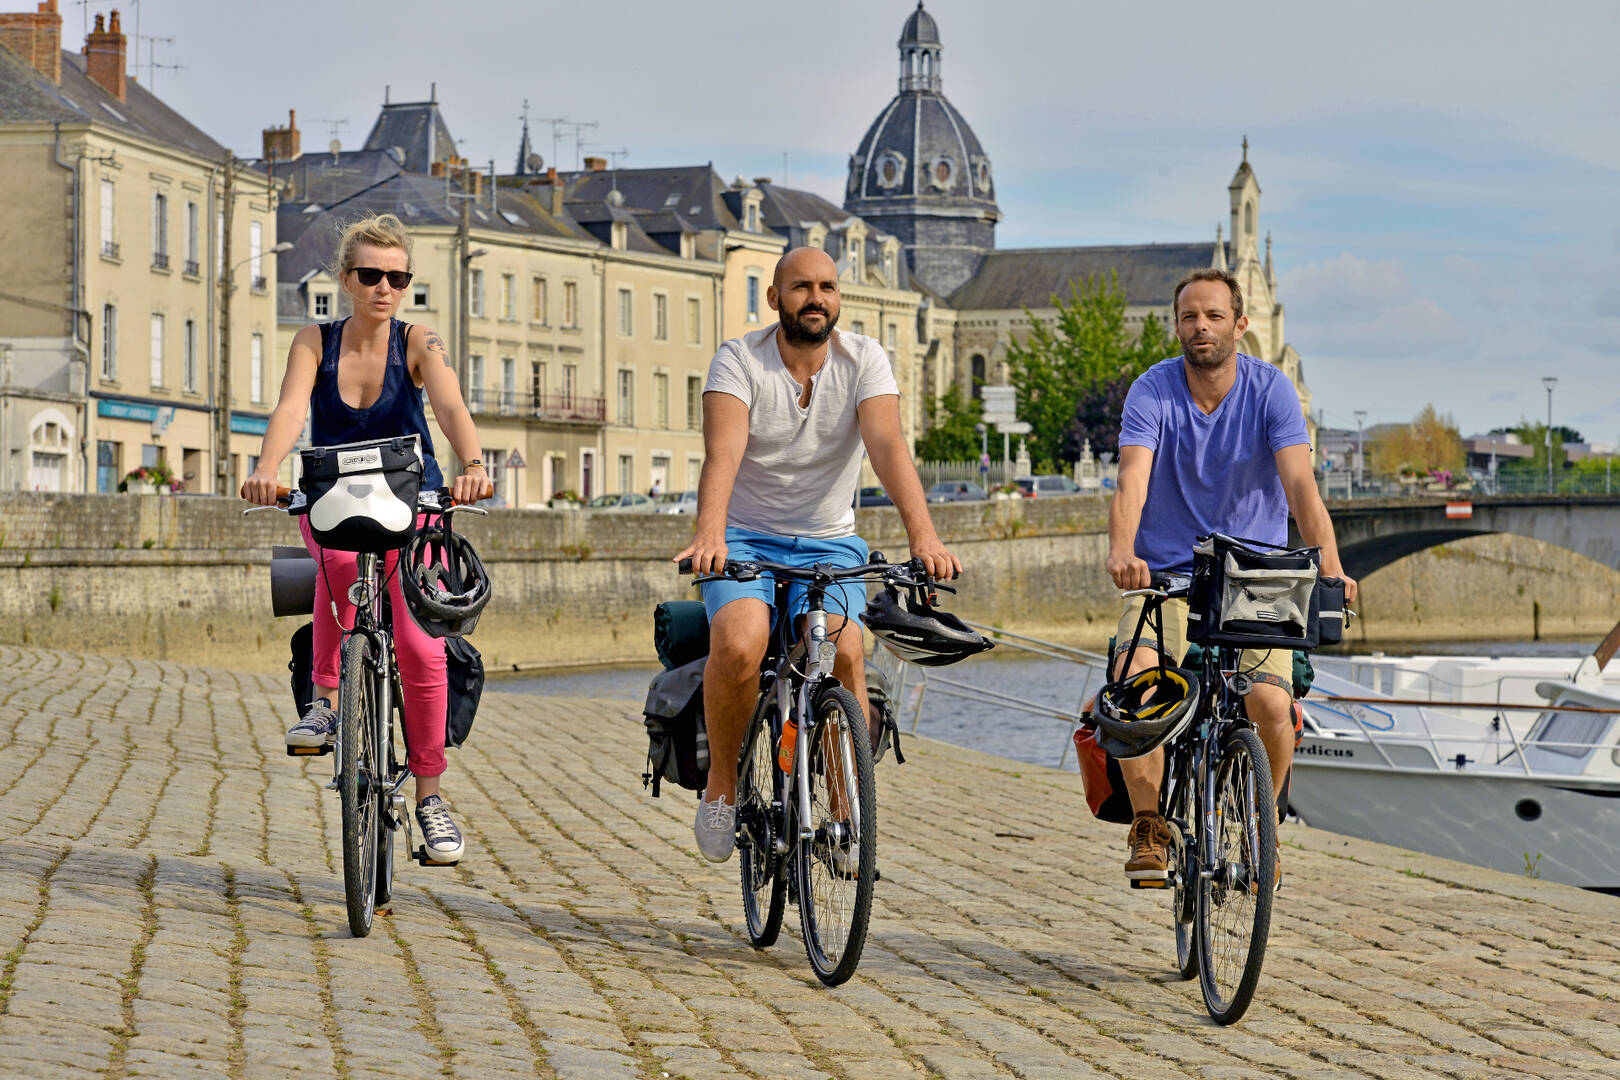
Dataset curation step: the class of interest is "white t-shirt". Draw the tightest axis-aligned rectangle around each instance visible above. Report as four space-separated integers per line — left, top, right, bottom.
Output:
704 324 899 538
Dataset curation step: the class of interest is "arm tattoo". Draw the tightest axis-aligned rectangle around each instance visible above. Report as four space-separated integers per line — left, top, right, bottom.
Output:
424 330 448 358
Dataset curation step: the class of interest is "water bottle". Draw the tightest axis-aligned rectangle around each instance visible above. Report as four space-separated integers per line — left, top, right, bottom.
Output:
778 712 799 772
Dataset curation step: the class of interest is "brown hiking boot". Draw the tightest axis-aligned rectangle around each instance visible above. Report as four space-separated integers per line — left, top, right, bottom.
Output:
1125 812 1171 882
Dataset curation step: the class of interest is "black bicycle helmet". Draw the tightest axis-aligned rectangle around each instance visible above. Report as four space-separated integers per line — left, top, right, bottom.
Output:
1091 663 1200 759
400 524 491 639
860 583 994 667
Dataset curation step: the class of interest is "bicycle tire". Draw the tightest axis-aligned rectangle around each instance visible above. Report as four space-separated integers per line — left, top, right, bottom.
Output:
374 697 397 908
1164 756 1198 982
1196 726 1276 1024
738 694 787 947
797 683 877 986
339 632 382 937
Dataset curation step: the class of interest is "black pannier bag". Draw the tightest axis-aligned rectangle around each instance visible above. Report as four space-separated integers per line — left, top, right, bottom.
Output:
1187 533 1324 650
445 637 484 748
641 656 709 797
289 622 315 716
299 435 425 552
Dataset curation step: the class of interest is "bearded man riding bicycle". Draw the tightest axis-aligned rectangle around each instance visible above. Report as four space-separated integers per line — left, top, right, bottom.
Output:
676 246 959 863
1107 268 1358 886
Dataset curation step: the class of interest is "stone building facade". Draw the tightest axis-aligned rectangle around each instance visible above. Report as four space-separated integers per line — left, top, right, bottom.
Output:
0 2 280 493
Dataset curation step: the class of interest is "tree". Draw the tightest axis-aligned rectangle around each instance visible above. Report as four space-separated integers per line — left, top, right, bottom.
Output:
915 384 984 461
1496 419 1567 480
1003 274 1168 470
1062 373 1134 462
1368 404 1465 478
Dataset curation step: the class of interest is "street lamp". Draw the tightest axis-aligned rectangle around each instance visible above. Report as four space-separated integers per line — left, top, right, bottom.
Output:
1542 376 1558 494
1353 410 1367 492
216 240 293 494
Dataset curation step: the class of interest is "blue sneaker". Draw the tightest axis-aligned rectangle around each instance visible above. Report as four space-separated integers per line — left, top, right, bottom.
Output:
415 795 464 864
286 698 336 749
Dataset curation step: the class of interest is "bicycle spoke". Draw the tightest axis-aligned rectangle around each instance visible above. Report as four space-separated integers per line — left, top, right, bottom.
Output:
1196 727 1275 1024
738 697 785 947
797 685 876 986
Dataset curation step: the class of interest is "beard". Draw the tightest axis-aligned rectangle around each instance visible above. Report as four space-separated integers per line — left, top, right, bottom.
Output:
780 302 839 345
1179 328 1237 369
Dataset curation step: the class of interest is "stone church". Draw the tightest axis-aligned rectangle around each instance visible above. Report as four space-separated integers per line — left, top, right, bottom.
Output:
843 2 1310 424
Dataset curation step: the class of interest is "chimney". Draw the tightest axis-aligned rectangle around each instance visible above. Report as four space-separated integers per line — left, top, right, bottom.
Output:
0 0 61 83
547 167 563 217
584 156 606 172
83 9 126 102
261 108 301 163
752 177 773 187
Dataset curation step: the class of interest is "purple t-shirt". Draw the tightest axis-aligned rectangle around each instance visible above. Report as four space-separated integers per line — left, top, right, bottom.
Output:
1119 354 1310 574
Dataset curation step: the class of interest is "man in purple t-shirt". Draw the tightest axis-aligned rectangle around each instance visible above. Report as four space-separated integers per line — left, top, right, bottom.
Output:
1105 268 1357 887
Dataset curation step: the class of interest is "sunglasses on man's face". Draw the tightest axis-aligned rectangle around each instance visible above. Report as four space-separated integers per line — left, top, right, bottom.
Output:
351 267 413 290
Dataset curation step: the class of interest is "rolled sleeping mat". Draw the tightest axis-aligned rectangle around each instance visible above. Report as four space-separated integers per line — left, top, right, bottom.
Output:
271 545 317 617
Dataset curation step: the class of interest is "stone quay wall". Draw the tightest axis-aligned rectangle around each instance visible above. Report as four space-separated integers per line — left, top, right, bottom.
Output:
0 492 1614 673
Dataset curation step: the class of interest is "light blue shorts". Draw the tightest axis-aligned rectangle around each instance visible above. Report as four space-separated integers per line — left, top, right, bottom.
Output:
701 527 871 627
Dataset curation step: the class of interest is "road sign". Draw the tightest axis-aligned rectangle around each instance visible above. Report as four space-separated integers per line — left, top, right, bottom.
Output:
995 421 1031 434
505 449 526 469
980 385 1017 423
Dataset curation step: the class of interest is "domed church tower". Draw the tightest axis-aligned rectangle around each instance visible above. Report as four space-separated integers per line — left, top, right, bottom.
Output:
844 2 1000 297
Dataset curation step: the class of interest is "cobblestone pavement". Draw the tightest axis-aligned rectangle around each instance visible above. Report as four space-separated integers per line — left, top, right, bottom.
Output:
1 645 1617 1079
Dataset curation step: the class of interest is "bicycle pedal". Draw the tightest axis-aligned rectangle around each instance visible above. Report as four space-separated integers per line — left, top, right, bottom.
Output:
1130 878 1169 889
414 847 460 868
286 745 332 757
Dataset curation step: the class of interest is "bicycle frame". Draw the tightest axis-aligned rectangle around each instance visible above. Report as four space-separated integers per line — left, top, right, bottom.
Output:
329 550 412 825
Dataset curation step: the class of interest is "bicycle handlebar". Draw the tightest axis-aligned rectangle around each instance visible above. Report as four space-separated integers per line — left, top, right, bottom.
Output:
678 554 954 595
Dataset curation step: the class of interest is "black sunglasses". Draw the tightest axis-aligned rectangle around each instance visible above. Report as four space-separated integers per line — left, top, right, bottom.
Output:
351 267 413 289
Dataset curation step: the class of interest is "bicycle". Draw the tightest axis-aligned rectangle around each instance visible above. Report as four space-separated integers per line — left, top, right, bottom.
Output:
249 485 486 937
678 552 942 985
1118 575 1276 1025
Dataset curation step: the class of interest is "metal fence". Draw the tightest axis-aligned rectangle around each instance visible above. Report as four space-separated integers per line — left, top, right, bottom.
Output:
1326 469 1618 500
914 459 1020 488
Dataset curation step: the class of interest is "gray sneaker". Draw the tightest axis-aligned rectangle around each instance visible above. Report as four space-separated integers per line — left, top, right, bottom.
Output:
286 698 337 748
694 794 736 863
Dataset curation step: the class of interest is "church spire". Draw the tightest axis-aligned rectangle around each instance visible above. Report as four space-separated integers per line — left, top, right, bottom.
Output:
514 99 538 175
1265 231 1275 288
898 1 942 93
1213 223 1227 271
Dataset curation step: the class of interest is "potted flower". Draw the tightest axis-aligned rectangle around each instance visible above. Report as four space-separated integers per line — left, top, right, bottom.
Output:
119 462 177 494
548 488 581 509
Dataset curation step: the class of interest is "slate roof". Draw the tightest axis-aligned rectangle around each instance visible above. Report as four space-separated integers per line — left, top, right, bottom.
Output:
900 2 941 45
0 47 230 162
362 99 457 175
948 242 1225 310
756 183 851 233
558 165 742 232
247 148 405 205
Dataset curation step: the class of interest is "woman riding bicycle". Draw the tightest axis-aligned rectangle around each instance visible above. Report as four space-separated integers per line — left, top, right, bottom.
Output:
241 212 487 864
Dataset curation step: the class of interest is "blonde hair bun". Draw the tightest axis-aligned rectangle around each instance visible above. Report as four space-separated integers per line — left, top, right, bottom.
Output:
334 212 413 276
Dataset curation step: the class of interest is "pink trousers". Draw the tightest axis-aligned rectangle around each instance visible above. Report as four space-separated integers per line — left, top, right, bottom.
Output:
301 515 447 778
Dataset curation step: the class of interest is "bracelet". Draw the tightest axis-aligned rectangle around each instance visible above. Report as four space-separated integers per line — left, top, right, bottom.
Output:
464 459 485 470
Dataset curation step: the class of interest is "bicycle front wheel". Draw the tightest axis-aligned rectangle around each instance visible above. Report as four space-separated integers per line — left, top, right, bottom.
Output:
338 633 382 938
797 684 877 987
738 694 786 947
1196 726 1276 1024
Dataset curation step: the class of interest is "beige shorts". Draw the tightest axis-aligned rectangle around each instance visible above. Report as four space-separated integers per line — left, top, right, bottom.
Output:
1114 596 1292 693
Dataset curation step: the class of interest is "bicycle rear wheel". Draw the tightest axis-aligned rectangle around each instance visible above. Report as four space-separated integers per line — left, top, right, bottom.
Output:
1164 759 1198 982
338 633 382 937
738 694 786 947
797 684 877 987
1196 726 1276 1024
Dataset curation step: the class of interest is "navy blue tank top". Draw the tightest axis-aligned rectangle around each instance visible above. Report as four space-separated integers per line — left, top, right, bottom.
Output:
309 318 445 489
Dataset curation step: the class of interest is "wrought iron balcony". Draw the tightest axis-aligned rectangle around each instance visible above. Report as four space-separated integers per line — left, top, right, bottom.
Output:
101 241 120 259
466 387 606 424
152 252 169 270
251 275 267 292
183 259 200 275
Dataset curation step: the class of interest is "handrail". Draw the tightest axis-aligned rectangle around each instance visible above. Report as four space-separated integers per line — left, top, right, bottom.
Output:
1317 694 1620 714
959 620 1108 663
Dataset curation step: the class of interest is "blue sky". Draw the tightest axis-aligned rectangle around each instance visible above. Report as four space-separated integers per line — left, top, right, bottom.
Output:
121 0 1619 441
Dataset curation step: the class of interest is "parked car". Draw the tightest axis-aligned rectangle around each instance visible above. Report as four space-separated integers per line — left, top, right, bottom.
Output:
856 486 893 507
585 492 657 513
1013 475 1082 498
926 480 988 503
654 490 698 515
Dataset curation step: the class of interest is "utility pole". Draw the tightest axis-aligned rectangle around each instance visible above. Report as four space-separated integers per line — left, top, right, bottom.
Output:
1354 410 1367 493
1543 376 1558 494
215 150 234 495
456 191 471 389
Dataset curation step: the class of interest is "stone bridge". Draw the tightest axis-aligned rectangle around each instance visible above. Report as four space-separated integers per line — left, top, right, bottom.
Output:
1304 495 1620 579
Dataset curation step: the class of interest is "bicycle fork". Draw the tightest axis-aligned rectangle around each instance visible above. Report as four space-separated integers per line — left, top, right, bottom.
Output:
793 611 837 843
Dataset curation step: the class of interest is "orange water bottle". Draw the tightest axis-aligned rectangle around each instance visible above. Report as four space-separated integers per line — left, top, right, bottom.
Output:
778 713 799 772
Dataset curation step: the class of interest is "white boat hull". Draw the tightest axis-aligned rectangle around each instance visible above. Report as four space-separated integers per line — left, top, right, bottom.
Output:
1290 738 1620 891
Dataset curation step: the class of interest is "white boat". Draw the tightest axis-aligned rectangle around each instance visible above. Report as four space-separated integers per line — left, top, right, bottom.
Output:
1291 661 1620 892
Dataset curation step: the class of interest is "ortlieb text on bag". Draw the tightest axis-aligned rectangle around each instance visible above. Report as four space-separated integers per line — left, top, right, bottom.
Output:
299 435 425 552
641 657 709 797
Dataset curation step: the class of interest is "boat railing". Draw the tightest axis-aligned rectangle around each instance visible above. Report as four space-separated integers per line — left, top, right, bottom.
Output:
872 620 1109 769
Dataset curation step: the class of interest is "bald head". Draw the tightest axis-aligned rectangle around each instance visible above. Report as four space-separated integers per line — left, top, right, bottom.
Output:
769 246 841 347
773 246 838 290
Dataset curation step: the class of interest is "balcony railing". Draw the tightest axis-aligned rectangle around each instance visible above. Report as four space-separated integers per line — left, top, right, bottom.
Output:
466 387 606 424
183 258 200 275
251 275 267 292
152 252 169 270
101 241 120 259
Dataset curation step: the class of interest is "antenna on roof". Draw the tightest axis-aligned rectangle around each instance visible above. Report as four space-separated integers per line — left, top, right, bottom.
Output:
131 32 176 90
559 120 599 171
310 117 349 155
782 151 789 187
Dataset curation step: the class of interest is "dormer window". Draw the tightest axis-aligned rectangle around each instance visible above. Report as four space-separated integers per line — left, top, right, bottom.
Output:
747 204 758 232
611 221 627 250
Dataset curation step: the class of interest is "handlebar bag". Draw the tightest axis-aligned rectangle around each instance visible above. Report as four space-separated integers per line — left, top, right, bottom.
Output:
299 435 424 552
1187 533 1322 650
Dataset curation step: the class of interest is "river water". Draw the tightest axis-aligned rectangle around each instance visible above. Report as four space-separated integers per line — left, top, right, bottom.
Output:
493 637 1601 773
